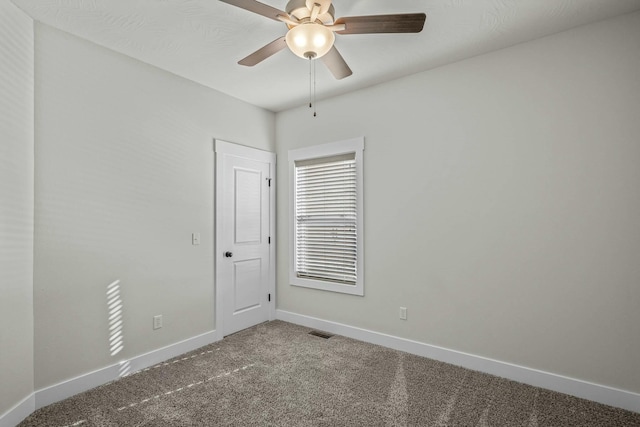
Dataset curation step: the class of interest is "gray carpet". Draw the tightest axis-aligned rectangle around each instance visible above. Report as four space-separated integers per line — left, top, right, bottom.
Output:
19 320 640 426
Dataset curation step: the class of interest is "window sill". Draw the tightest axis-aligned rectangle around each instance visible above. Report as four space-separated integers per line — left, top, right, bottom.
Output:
290 276 364 296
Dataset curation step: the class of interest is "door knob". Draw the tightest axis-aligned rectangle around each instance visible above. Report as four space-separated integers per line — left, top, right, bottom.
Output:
224 251 233 258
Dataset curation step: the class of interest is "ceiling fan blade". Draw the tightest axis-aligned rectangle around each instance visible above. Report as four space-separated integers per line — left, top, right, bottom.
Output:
219 0 289 21
334 13 426 35
321 46 352 80
238 36 287 66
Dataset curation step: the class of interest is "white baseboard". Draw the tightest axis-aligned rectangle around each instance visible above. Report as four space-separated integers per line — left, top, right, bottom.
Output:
0 393 35 427
35 329 220 410
276 309 640 414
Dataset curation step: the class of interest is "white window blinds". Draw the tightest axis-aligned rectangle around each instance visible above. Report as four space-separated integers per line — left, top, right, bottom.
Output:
294 153 357 285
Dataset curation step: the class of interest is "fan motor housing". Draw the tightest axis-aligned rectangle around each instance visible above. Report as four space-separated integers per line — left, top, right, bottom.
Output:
286 0 335 25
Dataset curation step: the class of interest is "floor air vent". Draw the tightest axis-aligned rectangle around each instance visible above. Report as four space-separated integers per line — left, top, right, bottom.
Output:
308 330 334 339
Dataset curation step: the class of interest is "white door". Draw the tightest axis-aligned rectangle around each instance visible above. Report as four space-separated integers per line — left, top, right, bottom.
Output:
215 140 275 337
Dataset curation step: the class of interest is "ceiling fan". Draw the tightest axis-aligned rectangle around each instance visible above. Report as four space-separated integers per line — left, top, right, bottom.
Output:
220 0 426 79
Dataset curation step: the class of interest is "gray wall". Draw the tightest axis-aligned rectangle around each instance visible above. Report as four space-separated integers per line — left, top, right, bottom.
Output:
33 23 275 389
276 11 640 394
0 0 34 417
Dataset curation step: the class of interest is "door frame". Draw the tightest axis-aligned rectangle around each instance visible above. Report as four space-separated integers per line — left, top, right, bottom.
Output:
214 139 276 339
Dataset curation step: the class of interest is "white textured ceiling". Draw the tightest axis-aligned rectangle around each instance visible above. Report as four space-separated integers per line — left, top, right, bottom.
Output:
11 0 640 112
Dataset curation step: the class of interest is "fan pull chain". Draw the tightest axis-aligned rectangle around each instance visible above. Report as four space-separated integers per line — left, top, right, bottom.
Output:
309 56 312 110
308 56 317 118
313 58 317 117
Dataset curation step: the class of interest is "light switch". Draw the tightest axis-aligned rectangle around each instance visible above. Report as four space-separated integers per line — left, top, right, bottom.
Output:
192 233 200 245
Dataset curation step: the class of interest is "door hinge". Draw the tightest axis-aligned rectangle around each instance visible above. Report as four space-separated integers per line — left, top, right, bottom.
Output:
268 293 271 302
266 177 272 187
268 236 271 244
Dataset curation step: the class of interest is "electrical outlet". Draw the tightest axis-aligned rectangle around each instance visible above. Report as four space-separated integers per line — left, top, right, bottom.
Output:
153 315 163 330
399 307 407 320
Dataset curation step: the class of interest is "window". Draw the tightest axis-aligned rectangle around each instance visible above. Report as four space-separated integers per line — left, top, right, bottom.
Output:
288 138 364 296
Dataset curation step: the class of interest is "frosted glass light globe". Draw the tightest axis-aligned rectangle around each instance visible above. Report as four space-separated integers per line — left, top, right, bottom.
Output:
285 22 335 59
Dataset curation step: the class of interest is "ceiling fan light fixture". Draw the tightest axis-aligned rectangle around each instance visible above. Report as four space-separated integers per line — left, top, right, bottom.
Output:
285 22 335 59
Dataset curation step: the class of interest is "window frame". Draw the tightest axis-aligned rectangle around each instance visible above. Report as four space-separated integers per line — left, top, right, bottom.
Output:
288 137 364 296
